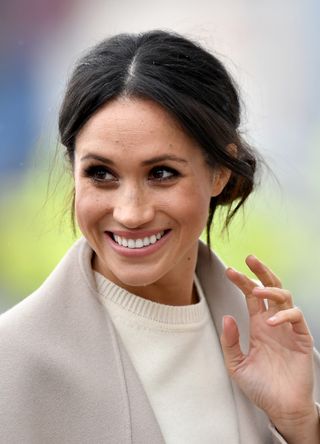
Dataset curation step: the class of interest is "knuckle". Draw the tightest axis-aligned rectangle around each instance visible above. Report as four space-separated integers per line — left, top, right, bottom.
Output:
293 306 303 316
282 289 293 303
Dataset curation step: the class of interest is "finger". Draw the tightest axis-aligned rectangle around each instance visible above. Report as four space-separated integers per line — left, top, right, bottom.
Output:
220 316 245 375
226 267 262 315
245 255 282 288
252 287 293 310
267 307 312 336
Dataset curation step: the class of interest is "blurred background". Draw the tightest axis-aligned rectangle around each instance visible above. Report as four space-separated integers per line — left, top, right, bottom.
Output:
0 0 319 346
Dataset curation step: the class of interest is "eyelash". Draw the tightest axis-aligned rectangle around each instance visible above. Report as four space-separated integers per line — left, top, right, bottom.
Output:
83 165 180 184
84 165 117 183
149 166 180 181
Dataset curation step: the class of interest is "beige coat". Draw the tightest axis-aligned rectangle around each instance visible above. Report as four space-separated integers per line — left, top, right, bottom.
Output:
0 238 319 443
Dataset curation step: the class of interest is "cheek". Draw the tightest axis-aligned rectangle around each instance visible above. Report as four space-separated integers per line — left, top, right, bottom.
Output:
74 186 111 232
165 184 211 229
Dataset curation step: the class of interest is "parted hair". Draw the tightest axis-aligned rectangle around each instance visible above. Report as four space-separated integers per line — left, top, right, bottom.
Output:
59 30 260 245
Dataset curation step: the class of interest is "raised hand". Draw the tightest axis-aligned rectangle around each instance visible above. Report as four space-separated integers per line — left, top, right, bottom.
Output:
220 255 319 443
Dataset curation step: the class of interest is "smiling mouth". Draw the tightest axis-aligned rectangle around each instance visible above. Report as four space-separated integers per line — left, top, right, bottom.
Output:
107 230 170 249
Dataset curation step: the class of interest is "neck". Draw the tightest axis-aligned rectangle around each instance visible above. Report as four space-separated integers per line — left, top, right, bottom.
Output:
92 248 199 306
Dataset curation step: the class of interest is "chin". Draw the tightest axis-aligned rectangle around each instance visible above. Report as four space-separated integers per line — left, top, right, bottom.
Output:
112 269 163 288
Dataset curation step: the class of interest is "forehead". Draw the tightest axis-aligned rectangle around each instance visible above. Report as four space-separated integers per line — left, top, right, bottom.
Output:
75 97 199 158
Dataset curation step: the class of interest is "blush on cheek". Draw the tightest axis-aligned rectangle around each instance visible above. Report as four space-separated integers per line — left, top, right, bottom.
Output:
182 201 210 223
75 191 113 237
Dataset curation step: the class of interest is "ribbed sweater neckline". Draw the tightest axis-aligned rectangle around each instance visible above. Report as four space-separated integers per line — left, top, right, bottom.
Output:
94 272 207 325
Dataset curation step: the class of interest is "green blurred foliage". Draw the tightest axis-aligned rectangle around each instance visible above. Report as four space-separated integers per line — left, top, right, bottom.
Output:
0 165 77 303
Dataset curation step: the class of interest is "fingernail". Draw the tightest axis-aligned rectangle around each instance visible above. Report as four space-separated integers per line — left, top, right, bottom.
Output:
268 315 277 323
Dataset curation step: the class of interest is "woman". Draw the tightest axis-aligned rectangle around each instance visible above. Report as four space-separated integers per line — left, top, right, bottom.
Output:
0 30 319 443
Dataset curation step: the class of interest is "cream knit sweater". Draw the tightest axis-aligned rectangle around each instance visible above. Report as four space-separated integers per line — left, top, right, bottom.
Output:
94 272 239 444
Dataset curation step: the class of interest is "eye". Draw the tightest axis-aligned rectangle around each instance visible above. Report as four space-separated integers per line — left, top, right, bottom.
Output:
84 165 117 183
149 166 179 182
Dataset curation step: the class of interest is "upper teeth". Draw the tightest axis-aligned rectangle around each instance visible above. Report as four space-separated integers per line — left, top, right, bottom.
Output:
113 231 165 249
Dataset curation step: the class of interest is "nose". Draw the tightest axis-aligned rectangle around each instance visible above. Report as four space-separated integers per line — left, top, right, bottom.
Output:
113 186 155 228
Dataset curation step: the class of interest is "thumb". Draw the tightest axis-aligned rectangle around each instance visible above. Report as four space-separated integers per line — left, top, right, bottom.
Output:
220 315 245 375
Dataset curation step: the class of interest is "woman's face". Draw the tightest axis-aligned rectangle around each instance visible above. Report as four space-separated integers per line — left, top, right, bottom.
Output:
74 97 230 290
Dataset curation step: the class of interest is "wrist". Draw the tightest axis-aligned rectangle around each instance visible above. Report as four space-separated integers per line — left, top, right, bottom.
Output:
271 404 320 444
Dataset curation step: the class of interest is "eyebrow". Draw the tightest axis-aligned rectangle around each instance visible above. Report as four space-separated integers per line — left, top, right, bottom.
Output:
80 153 188 165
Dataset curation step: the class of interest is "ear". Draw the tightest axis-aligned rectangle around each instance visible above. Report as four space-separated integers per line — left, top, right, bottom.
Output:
211 167 232 196
211 143 237 197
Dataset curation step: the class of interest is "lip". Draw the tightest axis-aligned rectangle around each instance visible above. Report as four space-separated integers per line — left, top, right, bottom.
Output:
104 229 172 257
108 229 166 240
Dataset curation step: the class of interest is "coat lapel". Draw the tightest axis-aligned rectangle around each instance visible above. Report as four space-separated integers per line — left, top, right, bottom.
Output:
8 238 164 443
196 241 273 444
77 238 165 443
117 340 165 443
